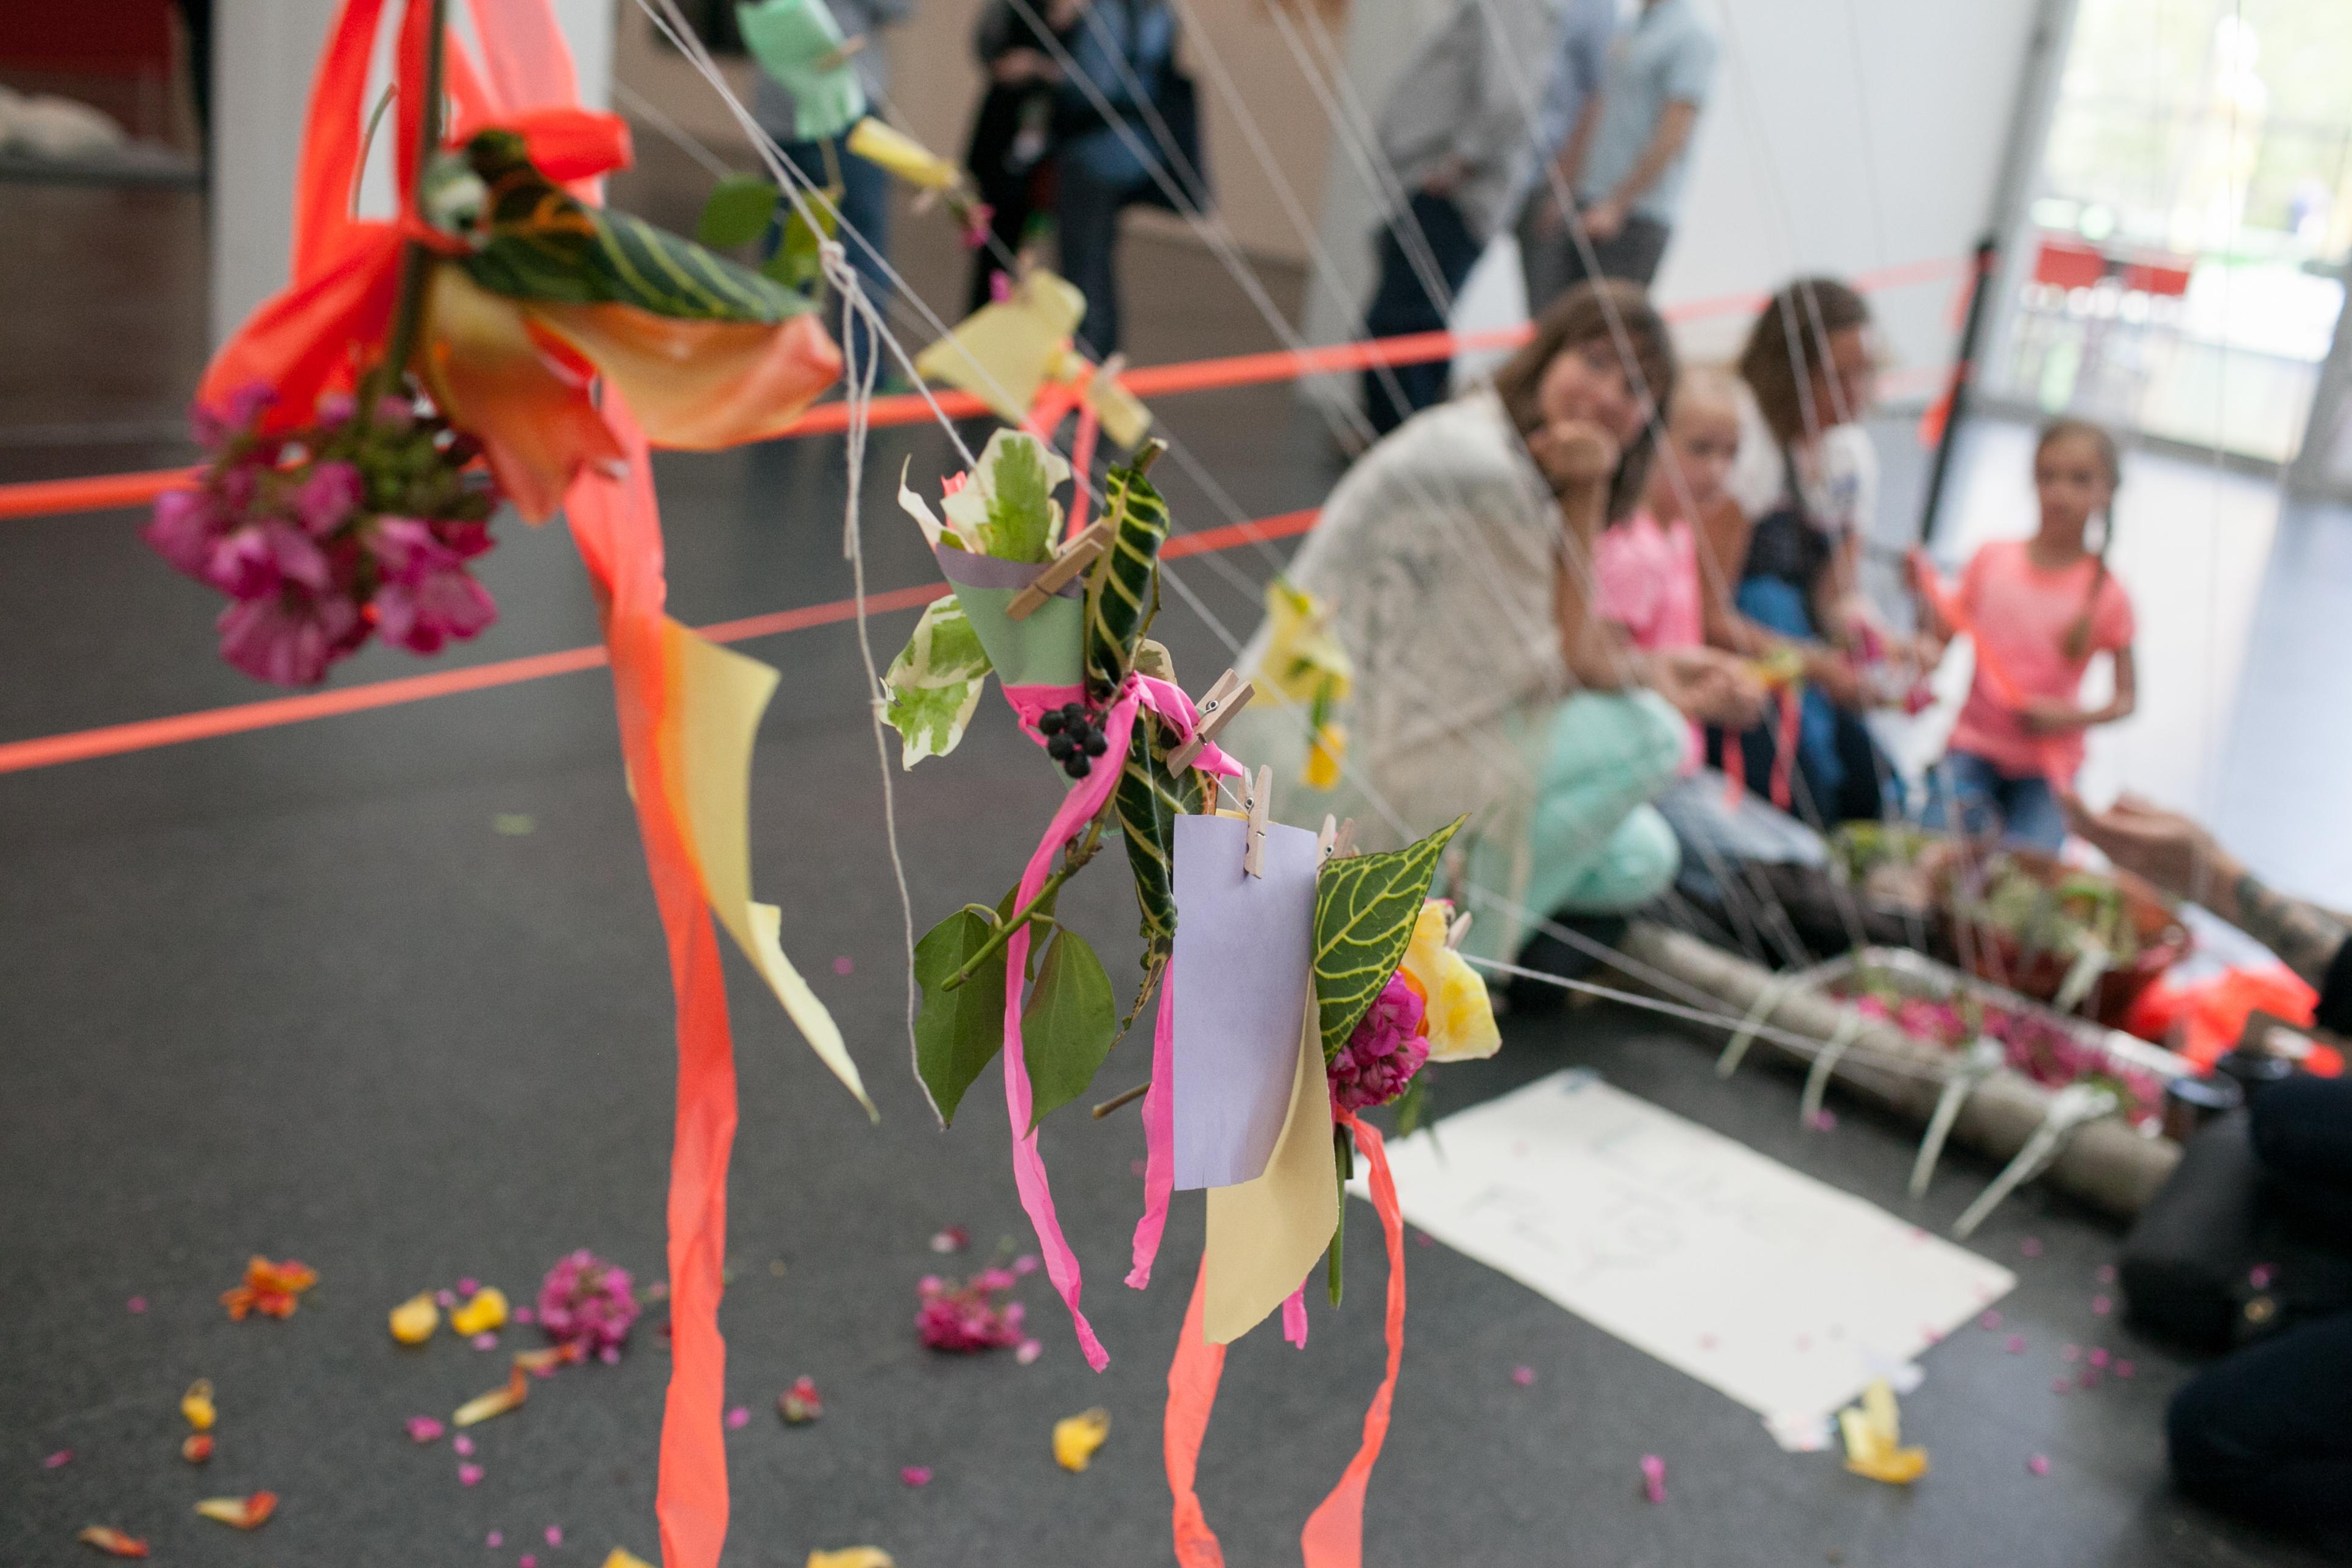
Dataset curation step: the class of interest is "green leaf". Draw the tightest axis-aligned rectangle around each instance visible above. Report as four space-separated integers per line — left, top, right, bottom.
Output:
697 174 780 249
759 184 839 292
880 598 992 767
1313 817 1464 1061
914 906 1009 1126
984 436 1054 563
1020 930 1118 1129
1083 453 1171 699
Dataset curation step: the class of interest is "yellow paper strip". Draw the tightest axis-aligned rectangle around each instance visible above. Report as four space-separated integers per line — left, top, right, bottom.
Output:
1203 998 1338 1343
662 621 873 1117
913 270 1087 425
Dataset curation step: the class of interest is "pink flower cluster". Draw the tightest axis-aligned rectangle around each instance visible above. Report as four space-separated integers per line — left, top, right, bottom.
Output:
143 384 501 687
536 1250 640 1364
1329 972 1429 1114
915 1267 1026 1353
1843 985 2163 1120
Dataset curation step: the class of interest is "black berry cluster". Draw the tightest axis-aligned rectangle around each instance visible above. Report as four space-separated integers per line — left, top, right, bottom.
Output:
1039 702 1109 779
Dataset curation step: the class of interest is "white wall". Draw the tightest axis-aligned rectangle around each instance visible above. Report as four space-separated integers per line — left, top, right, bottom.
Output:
211 0 616 347
1302 0 2046 398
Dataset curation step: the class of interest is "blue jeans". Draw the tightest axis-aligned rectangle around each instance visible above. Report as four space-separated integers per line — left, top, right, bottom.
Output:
767 135 892 375
1056 144 1154 358
1924 750 2063 852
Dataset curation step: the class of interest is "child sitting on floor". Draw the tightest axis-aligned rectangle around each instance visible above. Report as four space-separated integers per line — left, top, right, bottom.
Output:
1924 417 2138 851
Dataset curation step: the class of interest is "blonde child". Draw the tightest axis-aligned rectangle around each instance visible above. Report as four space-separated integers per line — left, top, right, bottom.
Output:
1926 418 2137 850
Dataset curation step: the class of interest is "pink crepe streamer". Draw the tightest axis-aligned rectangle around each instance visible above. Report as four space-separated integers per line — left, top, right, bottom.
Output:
1282 1285 1310 1348
1126 975 1179 1290
1639 1454 1666 1504
1000 682 1088 746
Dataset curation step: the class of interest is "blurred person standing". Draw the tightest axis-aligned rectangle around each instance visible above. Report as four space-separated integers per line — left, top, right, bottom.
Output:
1361 0 1608 436
963 0 1083 313
751 0 913 364
1516 0 1717 305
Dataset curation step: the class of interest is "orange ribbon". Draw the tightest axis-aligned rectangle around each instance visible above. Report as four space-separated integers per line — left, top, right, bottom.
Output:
1162 1112 1408 1568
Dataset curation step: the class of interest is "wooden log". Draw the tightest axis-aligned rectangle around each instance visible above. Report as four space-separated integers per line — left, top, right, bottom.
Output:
1619 922 2180 1221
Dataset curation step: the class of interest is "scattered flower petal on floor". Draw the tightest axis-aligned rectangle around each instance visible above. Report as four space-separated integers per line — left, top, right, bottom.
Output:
76 1526 150 1557
807 1551 894 1568
458 1463 485 1487
601 1553 654 1568
44 1450 72 1468
125 1298 147 1315
438 1289 459 1308
453 1434 475 1456
391 1293 440 1345
2061 1344 2081 1363
1979 1311 2002 1330
221 1257 316 1321
2078 1369 2100 1390
521 1555 537 1567
453 1367 529 1428
537 1253 639 1361
182 1379 216 1431
2027 1454 2050 1477
193 1492 277 1529
1807 1109 1838 1132
1414 1231 1434 1248
1511 1366 1535 1387
1053 1408 1111 1472
458 1277 479 1295
514 1306 534 1323
1012 1255 1040 1277
928 1226 968 1255
2096 1264 2116 1285
472 1332 500 1351
182 1434 213 1464
489 1532 504 1548
2005 1335 2027 1354
899 1466 931 1488
779 1377 824 1425
2020 1238 2043 1259
406 1416 445 1444
726 1406 750 1430
2250 1263 2275 1289
546 1525 563 1546
453 1288 510 1337
2090 1295 2112 1316
1639 1455 1666 1504
2051 1378 2071 1394
832 956 855 976
1015 1339 1042 1365
2114 1359 2136 1379
2088 1347 2110 1368
916 1271 1025 1353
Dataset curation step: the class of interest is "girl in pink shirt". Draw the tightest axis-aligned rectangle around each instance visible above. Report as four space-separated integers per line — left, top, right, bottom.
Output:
1926 419 2138 850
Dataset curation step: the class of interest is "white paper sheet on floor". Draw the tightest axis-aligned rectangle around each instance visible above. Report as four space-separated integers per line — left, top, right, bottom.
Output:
1352 1070 2015 1450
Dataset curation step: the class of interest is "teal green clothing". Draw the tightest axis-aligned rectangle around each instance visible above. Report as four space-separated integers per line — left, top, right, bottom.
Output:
1470 689 1684 945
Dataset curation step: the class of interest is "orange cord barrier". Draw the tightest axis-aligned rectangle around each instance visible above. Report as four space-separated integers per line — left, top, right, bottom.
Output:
0 257 1963 525
0 509 1318 777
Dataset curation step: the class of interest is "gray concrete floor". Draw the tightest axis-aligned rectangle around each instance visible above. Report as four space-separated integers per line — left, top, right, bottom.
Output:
0 135 2337 1567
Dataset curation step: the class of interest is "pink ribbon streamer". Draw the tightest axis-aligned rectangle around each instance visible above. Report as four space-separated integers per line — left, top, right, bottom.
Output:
1128 972 1178 1288
1000 671 1240 1360
1282 1285 1310 1347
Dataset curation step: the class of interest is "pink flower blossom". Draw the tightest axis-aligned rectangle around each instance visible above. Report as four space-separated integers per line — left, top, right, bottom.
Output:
900 1466 932 1488
1015 1338 1042 1365
373 564 496 654
191 384 274 451
216 588 360 687
916 1271 1026 1353
289 461 362 537
367 516 457 585
208 520 331 598
406 1416 447 1444
537 1251 640 1361
1511 1366 1535 1387
2027 1453 2050 1477
1329 973 1429 1113
145 487 227 579
725 1406 750 1430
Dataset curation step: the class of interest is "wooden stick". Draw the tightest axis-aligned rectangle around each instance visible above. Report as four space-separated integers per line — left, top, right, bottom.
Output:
1091 1080 1150 1118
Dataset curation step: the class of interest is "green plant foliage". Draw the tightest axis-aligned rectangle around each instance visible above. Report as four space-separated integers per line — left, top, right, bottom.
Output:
1312 818 1464 1061
1083 449 1170 701
760 185 841 294
1021 930 1118 1128
697 174 781 249
881 596 992 766
914 906 1009 1125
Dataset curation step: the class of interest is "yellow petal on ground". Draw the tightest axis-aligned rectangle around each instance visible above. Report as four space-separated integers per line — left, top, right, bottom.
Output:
846 116 960 190
389 1292 440 1345
527 303 841 453
914 270 1086 425
1838 1377 1929 1485
1204 997 1339 1343
659 621 872 1115
807 1551 895 1568
193 1492 276 1529
452 1366 530 1427
1053 1407 1112 1472
180 1379 216 1432
602 1552 657 1568
450 1287 509 1337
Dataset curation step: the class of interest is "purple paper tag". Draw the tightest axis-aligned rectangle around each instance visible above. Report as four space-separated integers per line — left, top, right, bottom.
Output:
1171 814 1319 1190
933 543 1084 596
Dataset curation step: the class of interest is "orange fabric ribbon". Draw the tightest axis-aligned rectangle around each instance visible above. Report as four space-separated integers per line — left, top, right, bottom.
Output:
1163 1112 1408 1568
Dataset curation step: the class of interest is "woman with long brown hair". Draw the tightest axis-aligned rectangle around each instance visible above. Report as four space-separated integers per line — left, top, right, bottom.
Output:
1223 281 1762 966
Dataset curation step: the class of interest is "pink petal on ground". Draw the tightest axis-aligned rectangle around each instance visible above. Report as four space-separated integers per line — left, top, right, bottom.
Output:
520 1556 537 1568
487 1532 504 1548
1016 1339 1042 1365
513 1307 534 1324
458 1463 484 1486
458 1277 479 1294
438 1290 459 1307
407 1416 447 1444
127 1296 148 1313
453 1434 476 1457
833 956 854 976
2096 1264 2116 1285
2005 1335 2027 1354
2114 1359 2135 1379
1979 1310 2002 1330
2027 1454 2050 1477
900 1466 932 1488
1012 1255 1040 1276
726 1407 750 1430
1511 1366 1536 1387
2091 1295 2113 1316
2061 1344 2082 1363
2020 1238 2043 1259
43 1450 71 1469
2051 1378 2071 1394
2088 1347 2110 1369
1639 1454 1666 1504
545 1526 563 1546
472 1332 500 1351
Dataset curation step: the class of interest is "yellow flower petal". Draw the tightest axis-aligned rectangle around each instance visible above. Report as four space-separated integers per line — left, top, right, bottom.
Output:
1838 1379 1929 1485
603 1552 657 1568
1255 581 1353 706
389 1293 440 1346
450 1287 509 1337
1303 722 1346 790
1053 1407 1111 1472
180 1379 216 1432
807 1551 895 1568
193 1492 275 1529
452 1366 529 1427
1401 902 1500 1062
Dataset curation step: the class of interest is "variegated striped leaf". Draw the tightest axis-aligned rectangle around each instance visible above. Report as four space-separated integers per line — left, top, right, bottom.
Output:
1313 817 1464 1061
1114 707 1204 1023
1083 448 1170 701
454 131 812 323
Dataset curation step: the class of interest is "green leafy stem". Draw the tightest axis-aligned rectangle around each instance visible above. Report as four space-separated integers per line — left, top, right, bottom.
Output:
938 793 1120 992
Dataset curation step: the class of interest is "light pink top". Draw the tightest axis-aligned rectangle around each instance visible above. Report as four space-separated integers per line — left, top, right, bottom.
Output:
1595 511 1705 771
1948 538 2135 780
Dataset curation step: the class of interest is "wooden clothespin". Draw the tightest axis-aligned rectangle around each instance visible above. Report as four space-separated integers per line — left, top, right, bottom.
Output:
1168 668 1254 771
1242 765 1271 878
813 34 868 72
1447 910 1474 950
1316 813 1337 858
1006 520 1111 621
1330 818 1357 860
